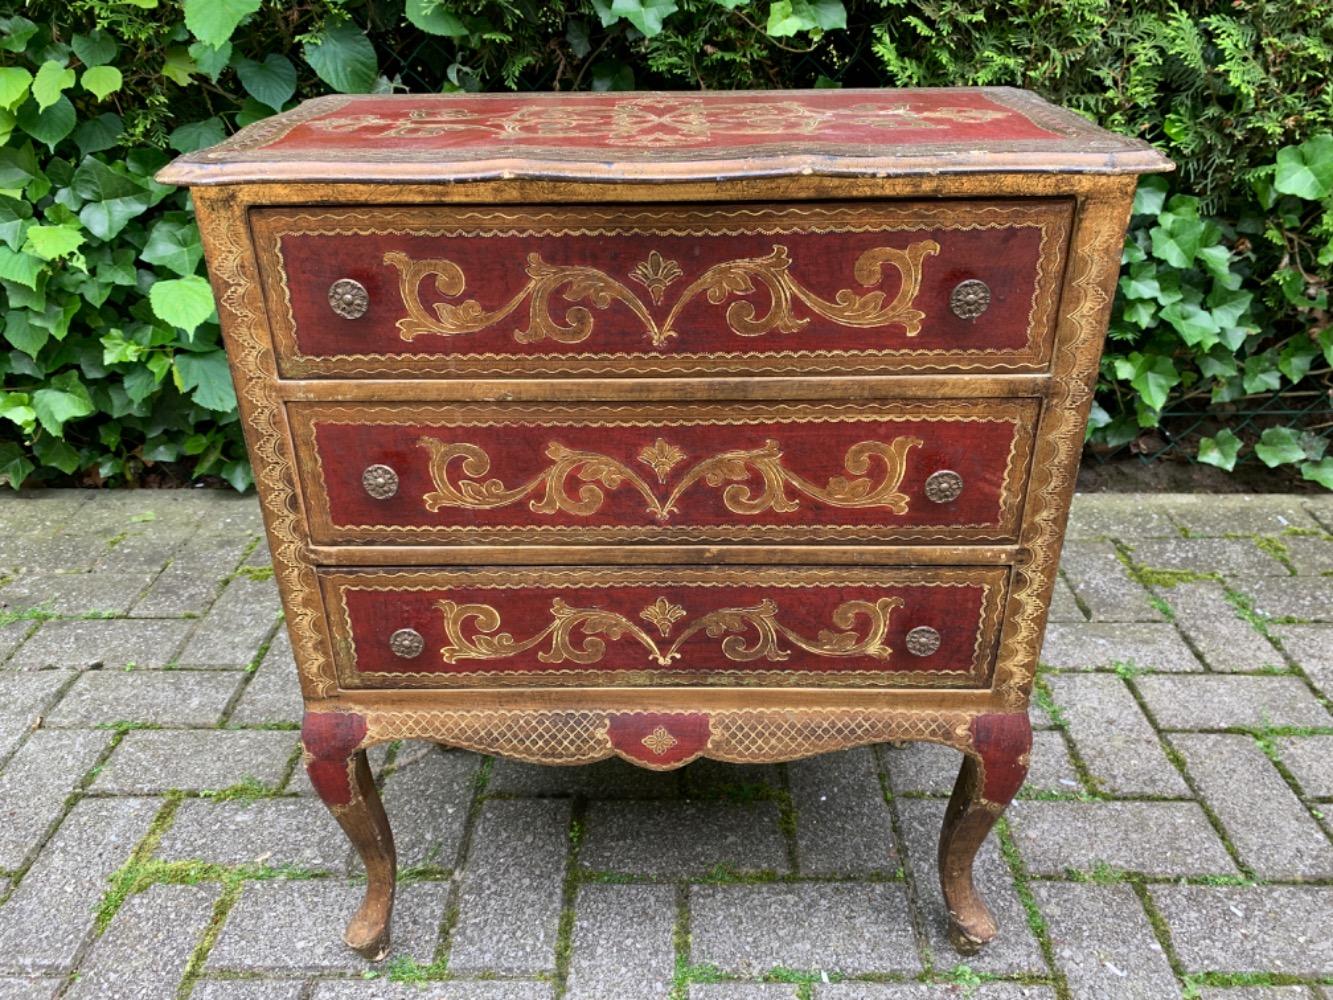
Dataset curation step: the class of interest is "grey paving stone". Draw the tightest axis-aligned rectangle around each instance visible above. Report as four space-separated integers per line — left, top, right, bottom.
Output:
0 490 92 534
1284 535 1333 575
1048 575 1086 622
884 737 1078 797
690 988 799 1000
208 881 447 972
66 882 219 1000
7 618 193 669
681 759 781 798
0 728 112 869
0 978 62 999
309 983 557 1000
1162 582 1284 672
1274 625 1333 697
1164 495 1316 536
1033 882 1180 1000
1239 576 1333 623
1128 536 1285 578
1008 801 1235 877
1135 674 1331 730
1066 492 1180 540
580 801 789 877
130 529 254 618
1039 622 1202 671
371 744 478 870
487 755 679 799
226 629 302 725
93 522 195 574
0 670 77 762
1275 735 1333 798
815 986 1059 999
189 982 305 1000
788 749 896 875
897 799 1044 975
1045 673 1188 796
45 669 243 727
0 796 159 974
1059 541 1165 622
155 797 347 871
0 620 34 664
1171 733 1333 879
0 571 157 616
1151 885 1333 975
690 883 920 976
93 730 296 794
177 574 282 667
449 799 571 975
566 883 675 1000
1194 990 1315 1000
285 743 389 798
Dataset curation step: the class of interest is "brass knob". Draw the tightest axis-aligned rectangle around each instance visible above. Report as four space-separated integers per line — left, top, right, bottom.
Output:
389 628 424 659
328 278 368 319
362 464 398 500
925 470 963 504
950 279 990 320
905 626 941 657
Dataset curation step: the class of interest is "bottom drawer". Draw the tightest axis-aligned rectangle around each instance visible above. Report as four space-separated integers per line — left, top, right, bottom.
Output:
319 566 1008 689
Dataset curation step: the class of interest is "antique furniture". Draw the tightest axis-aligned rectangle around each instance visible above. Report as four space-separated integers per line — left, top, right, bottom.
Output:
159 88 1171 959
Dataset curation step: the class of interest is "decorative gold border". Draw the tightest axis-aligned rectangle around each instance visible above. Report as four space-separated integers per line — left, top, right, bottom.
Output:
288 399 1036 546
318 566 1009 690
251 200 1071 379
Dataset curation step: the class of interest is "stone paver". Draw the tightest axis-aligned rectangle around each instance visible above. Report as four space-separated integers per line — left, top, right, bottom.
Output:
1273 624 1333 697
0 797 159 973
1171 733 1333 879
1048 576 1085 621
0 571 157 616
93 729 296 793
788 748 896 875
0 621 35 664
0 978 62 999
690 988 799 1000
370 745 478 871
1129 536 1285 577
1046 673 1188 796
1067 492 1180 539
580 800 789 876
45 669 242 727
1008 801 1235 876
155 797 347 871
884 733 1079 797
0 671 75 761
1059 541 1165 622
1135 674 1331 730
1151 885 1333 975
1034 882 1180 1000
6 618 193 669
1284 534 1333 575
207 881 447 972
815 988 1058 999
1039 622 1202 671
1160 582 1285 672
0 728 112 869
177 574 281 666
566 883 675 1000
1275 735 1333 798
449 799 571 974
131 529 254 617
189 983 305 1000
226 629 302 725
309 984 557 1000
691 883 920 976
1238 577 1333 622
487 756 679 798
1163 495 1316 535
66 883 219 999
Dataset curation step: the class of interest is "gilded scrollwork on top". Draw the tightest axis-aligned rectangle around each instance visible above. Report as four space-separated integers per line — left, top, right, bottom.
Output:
382 240 940 348
417 434 923 522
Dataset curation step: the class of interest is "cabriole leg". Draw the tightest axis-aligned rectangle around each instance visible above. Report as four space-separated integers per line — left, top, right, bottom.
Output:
302 711 396 960
938 712 1031 953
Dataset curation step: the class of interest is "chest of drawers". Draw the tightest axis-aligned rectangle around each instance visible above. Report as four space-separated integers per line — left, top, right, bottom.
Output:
159 88 1170 960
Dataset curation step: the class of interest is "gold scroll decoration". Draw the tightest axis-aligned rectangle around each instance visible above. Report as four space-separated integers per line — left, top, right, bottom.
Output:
435 595 905 667
418 435 924 522
382 240 940 347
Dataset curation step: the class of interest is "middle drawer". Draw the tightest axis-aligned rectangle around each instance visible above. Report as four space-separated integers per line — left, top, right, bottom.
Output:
290 398 1037 546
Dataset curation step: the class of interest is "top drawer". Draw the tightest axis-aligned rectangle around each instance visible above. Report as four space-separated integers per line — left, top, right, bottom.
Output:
251 200 1072 379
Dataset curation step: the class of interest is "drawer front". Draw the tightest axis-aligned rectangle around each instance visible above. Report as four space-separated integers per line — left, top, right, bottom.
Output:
319 566 1009 689
291 399 1037 545
253 200 1071 378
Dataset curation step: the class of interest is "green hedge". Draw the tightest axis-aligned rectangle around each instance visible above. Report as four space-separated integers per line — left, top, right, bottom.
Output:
0 1 1330 490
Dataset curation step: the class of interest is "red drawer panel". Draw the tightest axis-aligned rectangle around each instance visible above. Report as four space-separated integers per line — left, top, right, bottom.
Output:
319 566 1009 689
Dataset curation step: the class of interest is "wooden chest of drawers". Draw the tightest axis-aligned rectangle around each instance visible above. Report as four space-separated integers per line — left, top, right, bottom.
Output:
159 88 1170 960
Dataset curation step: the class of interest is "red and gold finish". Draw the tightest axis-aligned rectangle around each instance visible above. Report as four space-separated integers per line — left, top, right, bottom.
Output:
162 87 1171 960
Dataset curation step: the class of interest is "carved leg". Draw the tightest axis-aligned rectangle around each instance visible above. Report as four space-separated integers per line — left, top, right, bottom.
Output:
302 712 396 960
938 712 1031 954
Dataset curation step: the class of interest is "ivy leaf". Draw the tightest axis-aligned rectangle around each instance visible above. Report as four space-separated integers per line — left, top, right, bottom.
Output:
1301 457 1333 490
71 30 117 67
74 113 123 156
32 435 80 474
0 141 38 187
31 60 75 112
168 118 226 154
1205 286 1251 329
33 370 95 435
188 41 233 83
235 54 296 111
0 66 32 112
0 17 38 54
22 223 84 262
0 245 43 289
149 274 215 334
141 217 203 276
1149 212 1205 268
0 390 35 432
183 0 261 48
1132 175 1168 216
72 157 153 240
0 194 32 250
17 94 76 149
1159 301 1220 348
3 309 46 355
0 442 34 490
767 0 846 35
1273 135 1333 201
174 349 236 411
1278 338 1318 384
161 47 197 86
1254 427 1306 468
1197 429 1241 471
590 61 634 92
304 22 378 94
1112 351 1179 412
405 0 470 37
81 65 122 101
610 0 680 37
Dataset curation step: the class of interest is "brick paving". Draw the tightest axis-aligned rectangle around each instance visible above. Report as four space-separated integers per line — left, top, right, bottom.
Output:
0 489 1329 999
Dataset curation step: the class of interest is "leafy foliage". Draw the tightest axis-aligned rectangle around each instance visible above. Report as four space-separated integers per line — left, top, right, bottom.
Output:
0 1 1330 489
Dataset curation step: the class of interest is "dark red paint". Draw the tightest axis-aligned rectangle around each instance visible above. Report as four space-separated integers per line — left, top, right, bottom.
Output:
969 712 1032 803
608 712 712 767
301 711 368 806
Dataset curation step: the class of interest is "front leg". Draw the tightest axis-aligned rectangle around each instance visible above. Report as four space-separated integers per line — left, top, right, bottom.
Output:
938 712 1031 953
302 711 396 960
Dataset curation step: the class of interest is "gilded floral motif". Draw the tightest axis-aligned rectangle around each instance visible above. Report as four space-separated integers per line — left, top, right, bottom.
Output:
637 438 687 483
641 726 679 756
629 251 683 305
640 597 687 637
